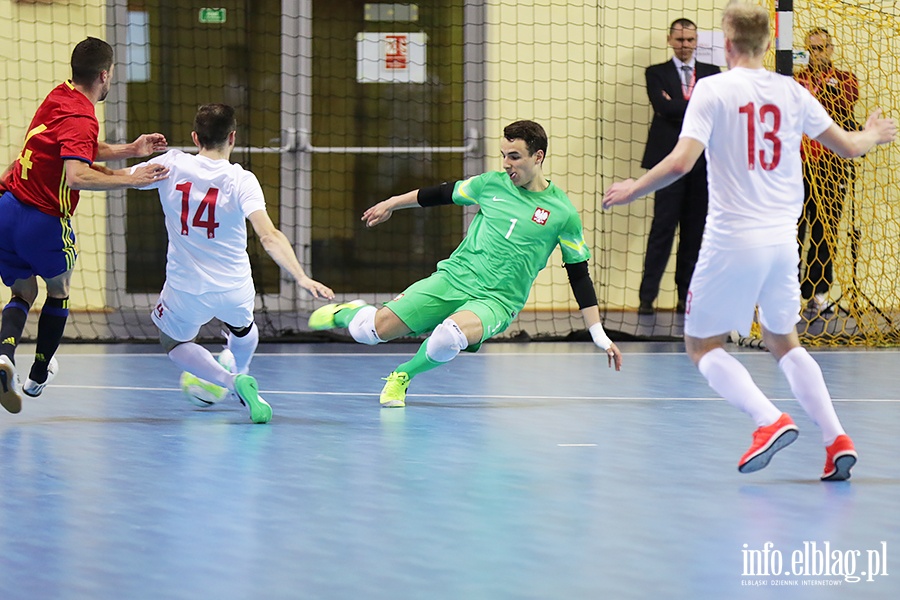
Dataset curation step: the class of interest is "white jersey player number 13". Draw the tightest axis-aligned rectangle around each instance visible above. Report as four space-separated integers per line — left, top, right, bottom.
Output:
739 102 782 171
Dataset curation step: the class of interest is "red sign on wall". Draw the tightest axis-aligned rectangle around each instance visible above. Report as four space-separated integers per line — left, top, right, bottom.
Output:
385 34 408 70
357 32 426 83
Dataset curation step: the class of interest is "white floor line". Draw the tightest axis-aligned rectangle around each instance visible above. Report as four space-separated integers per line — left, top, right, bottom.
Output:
42 384 900 402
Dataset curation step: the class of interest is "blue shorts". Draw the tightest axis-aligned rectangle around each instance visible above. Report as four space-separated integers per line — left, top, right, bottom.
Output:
0 191 77 287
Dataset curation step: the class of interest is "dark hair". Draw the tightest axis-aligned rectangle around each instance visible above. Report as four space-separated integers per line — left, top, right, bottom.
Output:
805 27 831 44
71 37 114 86
193 104 237 149
670 18 697 34
503 120 548 157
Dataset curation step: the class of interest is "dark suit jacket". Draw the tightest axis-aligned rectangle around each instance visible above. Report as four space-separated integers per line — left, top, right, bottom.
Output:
641 59 721 169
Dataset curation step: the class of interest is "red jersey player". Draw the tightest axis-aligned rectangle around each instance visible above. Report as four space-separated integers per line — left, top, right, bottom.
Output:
0 37 168 413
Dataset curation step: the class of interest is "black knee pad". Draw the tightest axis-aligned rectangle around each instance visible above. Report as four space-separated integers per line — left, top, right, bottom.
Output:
225 322 254 338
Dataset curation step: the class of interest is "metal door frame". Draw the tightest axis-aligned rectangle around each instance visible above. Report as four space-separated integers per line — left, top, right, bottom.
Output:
103 0 485 313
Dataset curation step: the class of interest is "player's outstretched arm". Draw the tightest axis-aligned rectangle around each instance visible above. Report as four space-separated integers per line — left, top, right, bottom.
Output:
602 137 705 210
565 261 622 370
602 179 639 208
362 190 421 228
65 159 168 191
97 133 168 161
815 109 897 158
583 305 623 371
247 210 335 300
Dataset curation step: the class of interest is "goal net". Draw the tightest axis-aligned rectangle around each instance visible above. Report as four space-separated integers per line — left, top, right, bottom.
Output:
0 1 897 345
790 0 900 345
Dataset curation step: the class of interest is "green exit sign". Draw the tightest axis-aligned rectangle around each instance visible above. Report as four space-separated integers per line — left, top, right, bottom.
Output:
199 8 227 24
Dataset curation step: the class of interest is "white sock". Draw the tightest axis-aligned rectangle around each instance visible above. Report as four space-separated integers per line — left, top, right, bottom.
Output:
697 347 782 427
227 323 258 375
168 342 234 389
778 347 844 444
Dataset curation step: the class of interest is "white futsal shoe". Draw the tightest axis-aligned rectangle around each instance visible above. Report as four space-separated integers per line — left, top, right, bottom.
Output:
0 355 24 413
23 356 59 398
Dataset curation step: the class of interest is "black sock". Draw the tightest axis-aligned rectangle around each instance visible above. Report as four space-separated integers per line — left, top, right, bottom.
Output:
0 297 31 364
30 296 68 383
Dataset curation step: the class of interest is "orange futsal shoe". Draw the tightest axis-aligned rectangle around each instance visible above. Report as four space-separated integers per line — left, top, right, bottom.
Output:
821 434 857 482
738 413 799 473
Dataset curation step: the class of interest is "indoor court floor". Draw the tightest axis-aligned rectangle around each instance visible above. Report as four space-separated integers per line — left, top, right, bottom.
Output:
1 341 899 600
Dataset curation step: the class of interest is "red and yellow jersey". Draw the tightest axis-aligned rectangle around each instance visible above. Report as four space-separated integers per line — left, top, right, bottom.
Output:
6 80 98 218
795 67 858 162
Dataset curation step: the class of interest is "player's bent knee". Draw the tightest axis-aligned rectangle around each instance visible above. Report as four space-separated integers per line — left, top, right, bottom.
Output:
160 331 188 353
425 319 469 363
348 305 383 345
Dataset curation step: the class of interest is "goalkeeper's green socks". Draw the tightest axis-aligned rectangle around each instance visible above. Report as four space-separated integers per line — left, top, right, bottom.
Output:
395 340 443 379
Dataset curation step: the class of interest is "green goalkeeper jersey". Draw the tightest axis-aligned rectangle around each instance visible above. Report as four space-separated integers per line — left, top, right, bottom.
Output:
438 170 591 313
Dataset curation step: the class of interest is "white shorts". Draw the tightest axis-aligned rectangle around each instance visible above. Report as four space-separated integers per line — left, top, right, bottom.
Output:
684 242 801 339
151 279 255 342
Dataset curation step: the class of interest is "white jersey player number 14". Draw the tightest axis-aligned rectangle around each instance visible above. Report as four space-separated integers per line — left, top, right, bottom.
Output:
176 181 221 238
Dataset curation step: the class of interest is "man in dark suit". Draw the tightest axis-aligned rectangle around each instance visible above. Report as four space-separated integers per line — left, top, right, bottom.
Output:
638 18 720 315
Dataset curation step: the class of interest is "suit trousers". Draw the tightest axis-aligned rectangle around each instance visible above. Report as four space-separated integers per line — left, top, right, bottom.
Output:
639 163 708 305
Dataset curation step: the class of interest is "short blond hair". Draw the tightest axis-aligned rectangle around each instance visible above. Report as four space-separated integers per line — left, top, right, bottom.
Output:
722 1 770 57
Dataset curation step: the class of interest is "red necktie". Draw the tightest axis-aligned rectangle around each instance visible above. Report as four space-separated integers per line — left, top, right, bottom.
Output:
681 65 695 99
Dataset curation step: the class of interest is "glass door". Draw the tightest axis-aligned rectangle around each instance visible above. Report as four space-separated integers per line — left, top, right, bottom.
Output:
104 0 484 320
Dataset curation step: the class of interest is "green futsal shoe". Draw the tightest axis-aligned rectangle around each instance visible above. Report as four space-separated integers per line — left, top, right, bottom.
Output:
380 371 410 408
308 299 366 330
234 374 272 424
180 371 229 407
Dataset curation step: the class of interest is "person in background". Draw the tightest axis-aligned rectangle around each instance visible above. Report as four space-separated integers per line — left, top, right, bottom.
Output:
637 18 720 315
795 27 859 315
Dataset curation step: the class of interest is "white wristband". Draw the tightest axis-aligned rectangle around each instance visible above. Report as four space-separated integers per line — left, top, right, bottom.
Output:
589 322 613 351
